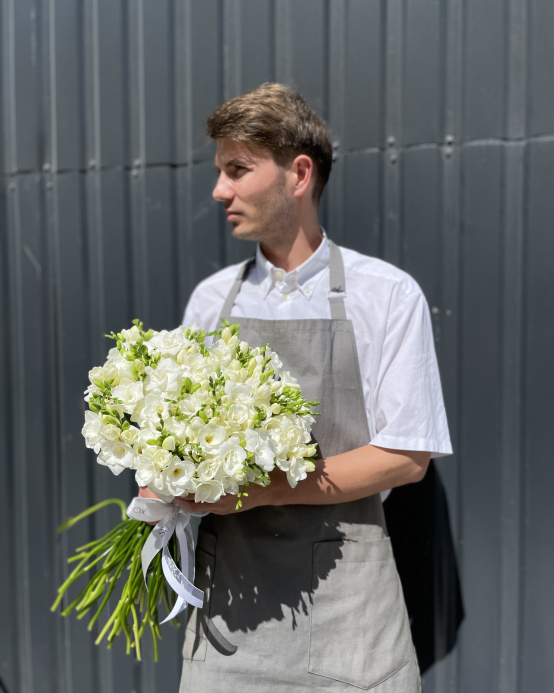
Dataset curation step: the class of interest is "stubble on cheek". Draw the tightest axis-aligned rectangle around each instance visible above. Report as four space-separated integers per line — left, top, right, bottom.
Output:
233 188 295 245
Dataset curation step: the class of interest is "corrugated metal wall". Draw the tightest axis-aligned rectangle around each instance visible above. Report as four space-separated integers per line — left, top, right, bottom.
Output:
1 1 553 692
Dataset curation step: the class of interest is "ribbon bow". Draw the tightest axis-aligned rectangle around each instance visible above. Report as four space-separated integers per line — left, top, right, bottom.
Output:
127 497 204 624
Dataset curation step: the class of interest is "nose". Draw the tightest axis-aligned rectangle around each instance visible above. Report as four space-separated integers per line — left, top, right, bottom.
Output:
212 172 233 203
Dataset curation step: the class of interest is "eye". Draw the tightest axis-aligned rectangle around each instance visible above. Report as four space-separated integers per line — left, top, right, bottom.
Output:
230 164 248 178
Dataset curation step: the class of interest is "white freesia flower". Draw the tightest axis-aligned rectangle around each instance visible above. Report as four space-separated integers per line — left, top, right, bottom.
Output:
163 457 197 496
82 411 104 453
144 359 181 395
120 325 141 342
111 378 144 415
196 422 227 454
244 429 275 471
121 426 139 446
137 394 170 425
218 437 247 479
98 440 134 475
225 381 253 405
280 371 300 389
195 479 224 503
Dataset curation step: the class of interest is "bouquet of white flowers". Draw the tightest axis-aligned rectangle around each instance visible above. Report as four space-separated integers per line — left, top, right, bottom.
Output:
52 320 319 659
83 319 319 503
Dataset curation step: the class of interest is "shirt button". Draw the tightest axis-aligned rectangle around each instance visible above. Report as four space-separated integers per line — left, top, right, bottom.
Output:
282 294 290 302
275 270 284 280
305 287 311 295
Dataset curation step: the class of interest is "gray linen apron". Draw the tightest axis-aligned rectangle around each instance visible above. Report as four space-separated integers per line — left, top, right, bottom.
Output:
179 241 420 692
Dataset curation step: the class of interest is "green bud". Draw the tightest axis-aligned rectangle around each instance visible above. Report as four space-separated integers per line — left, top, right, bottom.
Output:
94 379 104 389
121 420 130 430
198 410 208 423
146 439 159 446
183 377 192 392
190 383 201 394
89 403 100 414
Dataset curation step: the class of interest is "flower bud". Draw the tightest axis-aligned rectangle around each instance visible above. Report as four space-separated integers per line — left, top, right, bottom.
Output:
221 327 232 343
270 403 281 415
162 436 176 451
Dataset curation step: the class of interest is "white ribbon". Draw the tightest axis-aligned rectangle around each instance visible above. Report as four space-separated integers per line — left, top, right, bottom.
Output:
127 497 204 624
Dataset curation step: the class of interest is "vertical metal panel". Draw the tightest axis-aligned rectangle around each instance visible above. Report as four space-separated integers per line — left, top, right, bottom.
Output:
3 0 41 173
85 0 127 168
403 0 442 145
2 1 554 691
239 0 274 93
190 0 222 160
50 1 83 171
276 0 327 117
459 143 503 693
343 0 382 150
401 146 442 303
528 0 554 136
342 152 381 257
521 139 554 693
382 0 403 265
463 0 506 140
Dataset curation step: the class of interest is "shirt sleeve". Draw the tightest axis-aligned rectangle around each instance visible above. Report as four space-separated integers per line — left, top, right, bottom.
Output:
370 288 453 458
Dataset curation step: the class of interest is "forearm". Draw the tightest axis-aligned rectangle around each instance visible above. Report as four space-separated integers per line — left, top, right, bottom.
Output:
172 444 430 515
266 445 431 507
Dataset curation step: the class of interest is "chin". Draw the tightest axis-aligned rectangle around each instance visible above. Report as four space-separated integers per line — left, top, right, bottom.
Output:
231 224 260 242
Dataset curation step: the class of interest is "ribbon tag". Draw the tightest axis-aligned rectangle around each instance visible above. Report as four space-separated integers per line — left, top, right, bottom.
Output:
127 497 204 623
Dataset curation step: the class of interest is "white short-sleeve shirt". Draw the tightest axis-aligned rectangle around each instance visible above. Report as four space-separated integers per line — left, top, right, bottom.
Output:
182 232 453 460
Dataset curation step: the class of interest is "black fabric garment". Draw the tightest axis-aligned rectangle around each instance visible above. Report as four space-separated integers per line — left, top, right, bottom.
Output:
385 460 464 674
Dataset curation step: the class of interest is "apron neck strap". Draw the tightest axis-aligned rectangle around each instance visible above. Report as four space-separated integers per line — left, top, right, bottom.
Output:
218 239 348 323
218 256 256 325
327 239 347 320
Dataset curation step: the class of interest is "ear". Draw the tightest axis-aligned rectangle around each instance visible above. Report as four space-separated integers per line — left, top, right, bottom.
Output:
291 155 315 199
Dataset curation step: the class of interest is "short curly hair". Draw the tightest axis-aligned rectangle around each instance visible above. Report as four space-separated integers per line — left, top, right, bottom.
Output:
207 83 333 201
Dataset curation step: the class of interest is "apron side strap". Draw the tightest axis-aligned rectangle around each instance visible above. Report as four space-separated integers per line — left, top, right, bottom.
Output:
328 240 347 320
218 256 256 325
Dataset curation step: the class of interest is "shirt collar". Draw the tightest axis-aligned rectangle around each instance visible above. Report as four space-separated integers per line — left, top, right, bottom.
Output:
255 229 330 300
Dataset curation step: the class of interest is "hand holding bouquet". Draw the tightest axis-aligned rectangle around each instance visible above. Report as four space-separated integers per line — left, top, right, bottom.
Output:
53 320 319 659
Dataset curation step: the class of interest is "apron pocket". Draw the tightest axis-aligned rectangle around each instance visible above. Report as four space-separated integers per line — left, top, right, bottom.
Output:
182 531 216 662
308 537 412 690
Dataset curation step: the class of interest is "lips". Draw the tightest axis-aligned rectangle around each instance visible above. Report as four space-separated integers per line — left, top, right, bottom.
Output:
226 210 241 221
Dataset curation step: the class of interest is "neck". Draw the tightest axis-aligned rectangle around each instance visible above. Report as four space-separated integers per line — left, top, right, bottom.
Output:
260 213 322 273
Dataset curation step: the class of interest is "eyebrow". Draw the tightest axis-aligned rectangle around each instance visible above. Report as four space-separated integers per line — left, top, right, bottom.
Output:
214 157 251 171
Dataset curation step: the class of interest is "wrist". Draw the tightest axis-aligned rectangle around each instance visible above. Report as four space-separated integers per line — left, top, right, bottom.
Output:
264 470 289 507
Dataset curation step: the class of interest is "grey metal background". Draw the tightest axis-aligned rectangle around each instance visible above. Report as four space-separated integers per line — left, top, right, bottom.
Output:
1 1 553 692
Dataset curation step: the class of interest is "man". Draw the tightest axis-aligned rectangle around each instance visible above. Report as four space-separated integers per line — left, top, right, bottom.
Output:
143 83 452 691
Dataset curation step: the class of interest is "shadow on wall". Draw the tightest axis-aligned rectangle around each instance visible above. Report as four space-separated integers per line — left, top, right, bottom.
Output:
385 460 465 674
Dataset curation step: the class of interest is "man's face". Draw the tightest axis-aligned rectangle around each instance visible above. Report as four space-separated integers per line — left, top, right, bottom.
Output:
212 138 295 245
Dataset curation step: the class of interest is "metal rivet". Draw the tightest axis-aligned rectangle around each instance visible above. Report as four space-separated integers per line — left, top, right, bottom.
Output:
131 169 139 178
389 153 398 164
133 159 141 168
444 147 453 159
89 159 97 169
46 181 53 190
387 136 396 147
43 163 51 172
445 135 454 146
9 182 16 192
446 309 452 316
431 306 440 314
